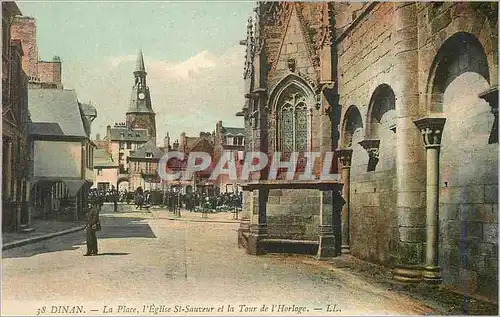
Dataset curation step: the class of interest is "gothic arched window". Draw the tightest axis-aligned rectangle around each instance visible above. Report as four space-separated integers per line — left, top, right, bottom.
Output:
279 92 308 153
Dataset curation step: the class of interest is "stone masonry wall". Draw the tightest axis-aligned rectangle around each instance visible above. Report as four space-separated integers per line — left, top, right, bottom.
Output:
266 189 320 240
336 3 399 265
415 2 498 299
10 16 38 80
438 72 497 298
38 61 62 85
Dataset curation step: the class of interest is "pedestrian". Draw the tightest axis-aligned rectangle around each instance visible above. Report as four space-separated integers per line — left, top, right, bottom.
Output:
113 189 118 212
84 201 100 256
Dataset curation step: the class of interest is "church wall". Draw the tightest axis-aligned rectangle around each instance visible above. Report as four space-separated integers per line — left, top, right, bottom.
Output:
416 2 498 299
266 189 320 240
337 3 399 265
261 4 326 247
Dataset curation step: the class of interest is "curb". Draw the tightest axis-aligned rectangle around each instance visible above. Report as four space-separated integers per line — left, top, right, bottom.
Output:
2 225 87 251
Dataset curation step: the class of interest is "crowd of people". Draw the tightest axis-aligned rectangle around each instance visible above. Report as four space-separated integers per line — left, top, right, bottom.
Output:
87 187 243 213
163 191 243 212
83 188 243 256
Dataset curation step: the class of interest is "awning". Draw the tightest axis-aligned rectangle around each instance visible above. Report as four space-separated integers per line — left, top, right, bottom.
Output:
63 180 88 195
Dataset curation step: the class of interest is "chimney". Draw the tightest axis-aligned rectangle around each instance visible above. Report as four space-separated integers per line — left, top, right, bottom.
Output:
164 133 170 148
215 121 223 138
106 125 111 138
96 133 101 141
180 132 186 151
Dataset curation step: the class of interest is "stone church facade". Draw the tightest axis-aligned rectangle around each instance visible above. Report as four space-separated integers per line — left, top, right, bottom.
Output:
238 2 498 299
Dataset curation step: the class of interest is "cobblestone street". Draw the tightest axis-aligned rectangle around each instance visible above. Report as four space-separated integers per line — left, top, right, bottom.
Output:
2 205 433 316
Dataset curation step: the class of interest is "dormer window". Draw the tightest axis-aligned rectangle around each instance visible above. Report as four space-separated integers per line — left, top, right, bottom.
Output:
145 152 153 158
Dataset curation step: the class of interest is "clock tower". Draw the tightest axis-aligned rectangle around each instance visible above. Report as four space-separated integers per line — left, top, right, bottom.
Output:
126 49 157 142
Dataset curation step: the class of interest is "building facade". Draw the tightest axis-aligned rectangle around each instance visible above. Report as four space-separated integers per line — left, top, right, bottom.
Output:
238 2 498 300
93 149 118 192
213 120 245 193
164 131 216 195
10 16 63 88
100 123 150 191
29 89 95 221
238 2 342 260
128 140 164 191
2 2 31 232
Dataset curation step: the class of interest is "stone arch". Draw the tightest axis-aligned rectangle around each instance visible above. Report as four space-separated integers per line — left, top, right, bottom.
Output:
341 105 364 148
366 84 396 139
268 73 316 153
426 32 490 112
432 31 497 297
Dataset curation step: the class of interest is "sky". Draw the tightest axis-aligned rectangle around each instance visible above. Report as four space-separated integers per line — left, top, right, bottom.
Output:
18 1 255 145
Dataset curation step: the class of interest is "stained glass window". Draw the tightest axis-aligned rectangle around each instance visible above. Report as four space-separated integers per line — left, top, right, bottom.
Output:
278 92 309 153
295 102 308 152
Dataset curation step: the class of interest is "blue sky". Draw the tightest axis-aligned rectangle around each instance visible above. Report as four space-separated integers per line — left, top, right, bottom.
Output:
18 1 255 143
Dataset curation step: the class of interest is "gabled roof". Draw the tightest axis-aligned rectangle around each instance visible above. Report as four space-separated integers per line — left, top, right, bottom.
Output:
28 89 88 138
185 136 199 151
128 140 165 160
221 126 245 136
190 137 214 153
93 149 118 168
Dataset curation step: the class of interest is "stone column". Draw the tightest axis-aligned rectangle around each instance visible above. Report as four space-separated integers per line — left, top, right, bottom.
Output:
391 2 427 283
317 189 336 259
414 117 446 284
335 148 353 254
247 188 268 255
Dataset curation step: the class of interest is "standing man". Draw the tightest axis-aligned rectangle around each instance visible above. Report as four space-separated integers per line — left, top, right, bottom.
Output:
84 201 100 256
113 188 118 212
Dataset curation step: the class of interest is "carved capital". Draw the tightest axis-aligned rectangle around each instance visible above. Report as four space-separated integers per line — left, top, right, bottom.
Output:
479 86 498 117
335 148 353 168
358 139 380 160
413 117 446 148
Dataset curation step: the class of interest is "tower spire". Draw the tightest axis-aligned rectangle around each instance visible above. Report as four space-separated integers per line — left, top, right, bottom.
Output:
136 48 145 73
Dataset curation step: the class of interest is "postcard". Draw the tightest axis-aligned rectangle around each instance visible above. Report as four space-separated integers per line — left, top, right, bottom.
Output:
2 1 498 316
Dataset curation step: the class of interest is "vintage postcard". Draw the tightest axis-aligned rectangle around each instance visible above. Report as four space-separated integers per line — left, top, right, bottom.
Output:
1 1 498 316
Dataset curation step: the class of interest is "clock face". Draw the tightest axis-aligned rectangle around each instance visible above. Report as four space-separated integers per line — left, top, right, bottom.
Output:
138 92 145 100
